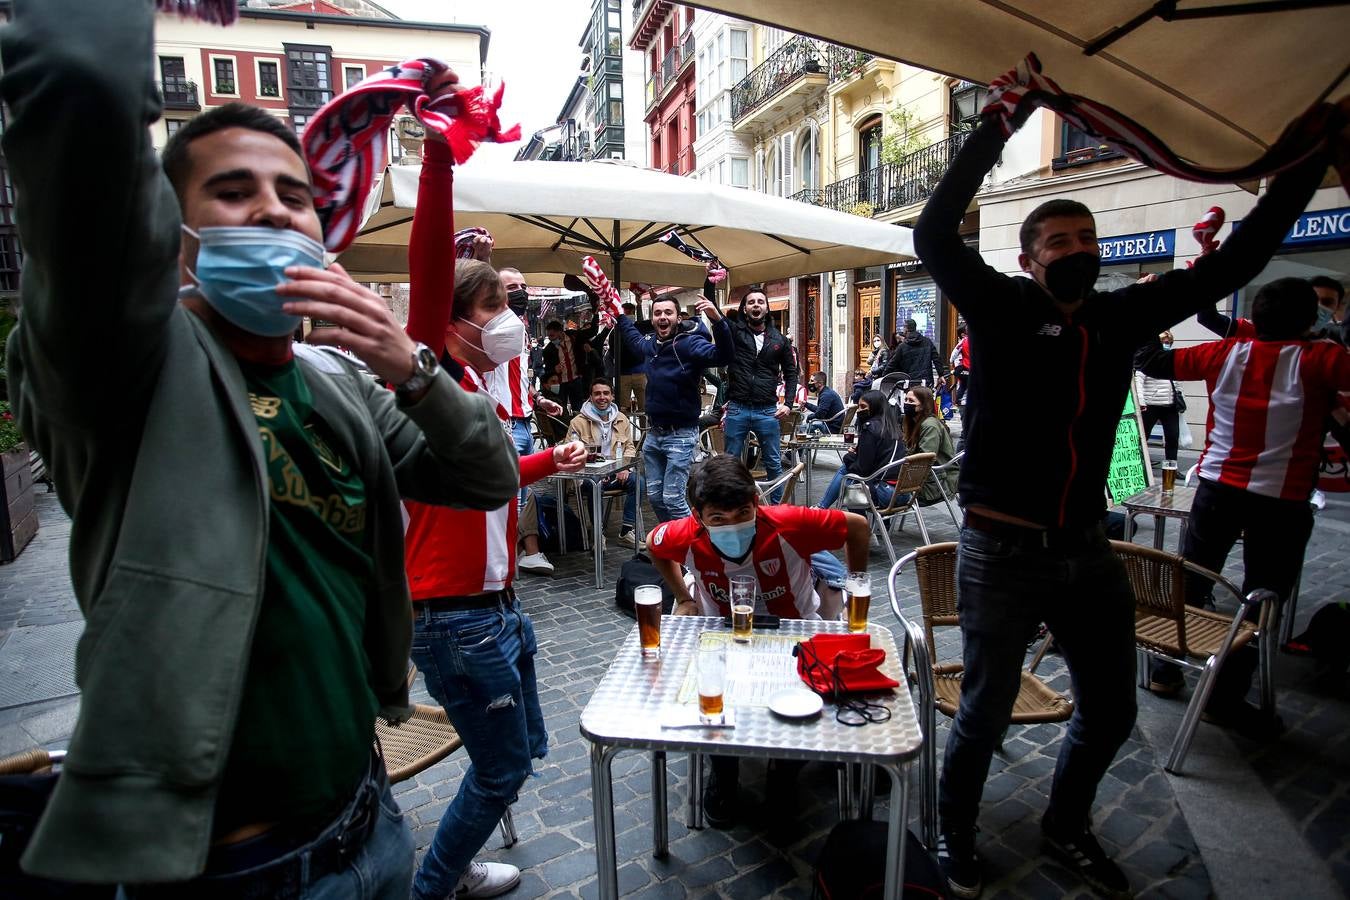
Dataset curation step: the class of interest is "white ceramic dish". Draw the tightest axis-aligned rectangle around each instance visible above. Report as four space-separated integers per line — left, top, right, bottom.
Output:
768 688 823 719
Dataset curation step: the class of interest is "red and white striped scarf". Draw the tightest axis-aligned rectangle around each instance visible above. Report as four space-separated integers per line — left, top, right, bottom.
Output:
1186 206 1225 268
580 257 626 328
302 59 521 252
984 54 1347 192
155 0 236 24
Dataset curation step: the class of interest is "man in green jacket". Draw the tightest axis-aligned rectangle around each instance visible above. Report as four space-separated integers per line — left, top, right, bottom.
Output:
0 0 519 895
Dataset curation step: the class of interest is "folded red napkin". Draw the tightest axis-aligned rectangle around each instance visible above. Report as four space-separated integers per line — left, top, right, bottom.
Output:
795 633 899 695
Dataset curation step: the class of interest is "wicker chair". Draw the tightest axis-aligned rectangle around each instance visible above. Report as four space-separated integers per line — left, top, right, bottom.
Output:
841 452 938 564
0 747 64 776
888 544 1071 847
756 460 807 505
1112 540 1278 775
376 672 518 847
926 450 963 527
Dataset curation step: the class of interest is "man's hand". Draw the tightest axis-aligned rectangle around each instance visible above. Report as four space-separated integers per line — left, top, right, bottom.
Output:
281 262 421 385
615 469 630 484
421 68 461 146
696 297 722 321
774 403 791 420
553 440 587 472
674 599 699 616
466 233 494 262
538 397 563 416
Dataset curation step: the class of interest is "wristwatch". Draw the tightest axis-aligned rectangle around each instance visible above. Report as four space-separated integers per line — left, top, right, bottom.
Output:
395 342 439 398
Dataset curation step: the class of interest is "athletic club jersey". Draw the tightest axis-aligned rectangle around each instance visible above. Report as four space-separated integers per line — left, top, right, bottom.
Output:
1175 337 1350 501
482 344 533 419
648 505 848 618
403 359 517 597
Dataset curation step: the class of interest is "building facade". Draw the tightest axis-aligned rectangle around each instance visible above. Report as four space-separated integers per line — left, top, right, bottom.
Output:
630 0 696 177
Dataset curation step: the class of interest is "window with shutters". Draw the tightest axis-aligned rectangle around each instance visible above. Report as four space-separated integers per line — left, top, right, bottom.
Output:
210 56 237 96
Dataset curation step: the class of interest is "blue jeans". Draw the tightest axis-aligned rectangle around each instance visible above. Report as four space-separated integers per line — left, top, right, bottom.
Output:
723 403 785 502
600 471 644 527
810 550 846 590
939 525 1136 833
511 418 534 509
410 599 547 900
643 427 698 522
118 757 414 900
818 464 906 510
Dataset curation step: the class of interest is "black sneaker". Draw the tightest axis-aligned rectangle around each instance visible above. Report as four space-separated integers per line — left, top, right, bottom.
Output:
1041 815 1131 898
936 827 981 899
1147 661 1184 697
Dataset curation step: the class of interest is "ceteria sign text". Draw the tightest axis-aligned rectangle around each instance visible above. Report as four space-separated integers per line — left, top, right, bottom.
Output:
1097 230 1175 264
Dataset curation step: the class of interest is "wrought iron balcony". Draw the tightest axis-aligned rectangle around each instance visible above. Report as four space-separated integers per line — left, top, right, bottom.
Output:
787 188 825 206
730 36 827 122
825 46 875 83
681 29 694 71
821 130 971 217
158 79 199 110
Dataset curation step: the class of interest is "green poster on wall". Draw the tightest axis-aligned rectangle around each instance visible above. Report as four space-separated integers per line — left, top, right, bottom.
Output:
1106 385 1152 504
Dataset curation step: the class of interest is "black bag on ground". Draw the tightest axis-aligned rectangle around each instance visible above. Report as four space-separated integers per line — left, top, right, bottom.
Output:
614 552 676 618
535 494 585 554
1289 601 1350 679
812 819 948 900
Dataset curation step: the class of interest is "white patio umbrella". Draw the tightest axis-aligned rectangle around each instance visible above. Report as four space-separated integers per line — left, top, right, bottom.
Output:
686 0 1350 173
337 159 915 287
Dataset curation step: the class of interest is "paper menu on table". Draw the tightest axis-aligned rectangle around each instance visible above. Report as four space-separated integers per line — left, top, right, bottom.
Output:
676 631 808 707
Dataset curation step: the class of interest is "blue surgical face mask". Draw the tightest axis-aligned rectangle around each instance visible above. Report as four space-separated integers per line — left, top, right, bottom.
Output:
705 519 756 559
182 225 326 337
1315 305 1333 329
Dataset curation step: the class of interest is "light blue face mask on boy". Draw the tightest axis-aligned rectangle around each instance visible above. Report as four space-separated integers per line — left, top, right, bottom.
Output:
705 519 757 559
181 225 326 337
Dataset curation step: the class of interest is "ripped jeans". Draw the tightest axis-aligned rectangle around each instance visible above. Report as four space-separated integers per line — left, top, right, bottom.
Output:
409 597 547 900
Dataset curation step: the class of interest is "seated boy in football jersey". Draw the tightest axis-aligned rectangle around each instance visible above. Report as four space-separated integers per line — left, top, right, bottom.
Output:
646 454 872 827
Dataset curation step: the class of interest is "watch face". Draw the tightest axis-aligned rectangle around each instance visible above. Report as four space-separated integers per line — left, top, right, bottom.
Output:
415 346 439 375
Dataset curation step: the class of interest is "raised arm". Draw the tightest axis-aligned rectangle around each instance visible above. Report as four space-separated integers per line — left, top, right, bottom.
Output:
913 118 1020 324
615 314 649 360
1 0 181 424
405 138 455 350
1195 302 1238 338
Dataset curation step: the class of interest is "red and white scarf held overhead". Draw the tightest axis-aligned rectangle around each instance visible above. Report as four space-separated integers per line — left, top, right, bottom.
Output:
983 54 1348 192
155 0 236 24
1186 207 1225 267
301 59 521 253
580 257 625 328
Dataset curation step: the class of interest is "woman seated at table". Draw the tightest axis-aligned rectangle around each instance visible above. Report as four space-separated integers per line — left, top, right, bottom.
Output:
900 385 959 506
817 389 909 510
646 455 872 828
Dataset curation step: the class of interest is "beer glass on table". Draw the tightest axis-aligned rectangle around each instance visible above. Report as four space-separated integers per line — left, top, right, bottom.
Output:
845 571 872 633
635 585 663 659
697 641 727 723
1161 460 1178 493
586 442 603 464
730 575 755 643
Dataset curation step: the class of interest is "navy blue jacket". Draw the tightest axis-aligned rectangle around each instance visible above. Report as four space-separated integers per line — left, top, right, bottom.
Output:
616 315 733 427
806 386 845 432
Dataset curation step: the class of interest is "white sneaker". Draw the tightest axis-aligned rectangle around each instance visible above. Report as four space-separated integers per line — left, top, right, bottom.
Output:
454 861 521 898
617 528 639 548
517 552 554 575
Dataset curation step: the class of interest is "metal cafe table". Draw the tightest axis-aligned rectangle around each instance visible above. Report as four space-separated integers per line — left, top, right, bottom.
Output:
1122 483 1197 550
781 433 853 502
550 456 643 589
580 615 923 900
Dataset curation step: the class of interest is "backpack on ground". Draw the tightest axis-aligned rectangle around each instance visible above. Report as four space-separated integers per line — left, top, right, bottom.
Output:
812 819 948 900
535 494 585 554
1288 601 1350 683
614 552 676 618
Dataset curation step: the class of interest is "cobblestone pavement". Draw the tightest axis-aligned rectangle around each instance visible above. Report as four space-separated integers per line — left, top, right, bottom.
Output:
1 442 1346 898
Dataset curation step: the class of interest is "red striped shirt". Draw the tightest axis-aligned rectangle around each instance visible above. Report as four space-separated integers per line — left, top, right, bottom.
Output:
1175 337 1350 500
483 348 533 418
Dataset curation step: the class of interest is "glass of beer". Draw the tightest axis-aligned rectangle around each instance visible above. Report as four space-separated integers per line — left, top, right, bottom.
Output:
586 442 603 463
1161 459 1178 493
845 571 872 633
730 575 755 643
697 641 727 723
635 586 663 659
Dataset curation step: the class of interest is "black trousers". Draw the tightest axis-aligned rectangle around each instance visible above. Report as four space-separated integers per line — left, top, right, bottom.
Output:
1141 404 1180 460
1173 478 1313 707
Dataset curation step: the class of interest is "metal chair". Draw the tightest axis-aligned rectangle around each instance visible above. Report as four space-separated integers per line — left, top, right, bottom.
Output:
376 669 518 848
888 545 1070 847
696 425 725 461
926 450 963 527
1112 540 1278 774
841 452 938 564
756 460 807 505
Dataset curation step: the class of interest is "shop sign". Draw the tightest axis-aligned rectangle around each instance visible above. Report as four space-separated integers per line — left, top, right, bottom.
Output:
1097 229 1174 264
1281 206 1350 248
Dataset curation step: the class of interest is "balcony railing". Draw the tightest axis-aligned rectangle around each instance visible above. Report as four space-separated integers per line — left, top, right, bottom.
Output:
681 29 694 71
646 32 692 112
825 46 875 83
820 131 971 216
787 188 824 206
730 36 827 122
158 79 200 110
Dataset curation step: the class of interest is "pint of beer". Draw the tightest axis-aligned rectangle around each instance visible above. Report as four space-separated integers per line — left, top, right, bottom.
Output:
697 642 727 722
731 605 753 642
1161 460 1178 493
845 570 872 633
635 586 663 658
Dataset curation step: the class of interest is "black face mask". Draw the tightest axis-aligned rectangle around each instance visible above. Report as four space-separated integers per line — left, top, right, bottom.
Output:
902 403 919 417
809 383 821 393
1035 252 1100 303
506 288 529 315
